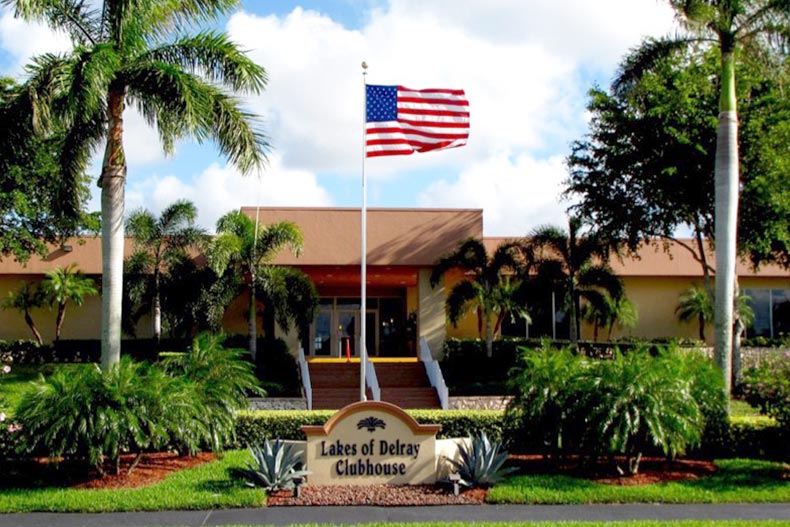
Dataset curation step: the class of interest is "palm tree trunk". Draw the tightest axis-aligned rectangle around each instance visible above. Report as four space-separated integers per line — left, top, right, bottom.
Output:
569 287 579 344
248 283 257 360
54 303 66 341
732 276 744 389
484 310 493 358
153 267 161 352
100 87 127 372
698 313 705 341
24 310 43 346
713 49 739 397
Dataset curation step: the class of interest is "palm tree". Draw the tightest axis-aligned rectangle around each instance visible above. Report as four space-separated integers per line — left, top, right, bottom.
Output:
676 285 755 342
206 210 313 359
43 264 98 341
5 0 268 371
583 294 638 341
430 239 527 358
676 285 714 341
527 217 623 344
613 0 790 394
2 282 46 345
126 200 205 349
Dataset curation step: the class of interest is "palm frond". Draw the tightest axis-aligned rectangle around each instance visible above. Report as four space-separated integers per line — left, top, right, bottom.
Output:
445 279 480 326
126 208 159 246
205 231 243 275
430 238 487 287
57 110 105 218
3 0 101 45
208 90 268 174
125 64 267 172
528 224 569 264
612 36 700 96
256 221 303 263
140 30 267 93
578 264 624 299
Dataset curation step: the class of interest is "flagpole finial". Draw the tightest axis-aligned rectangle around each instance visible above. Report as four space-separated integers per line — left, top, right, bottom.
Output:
361 61 368 70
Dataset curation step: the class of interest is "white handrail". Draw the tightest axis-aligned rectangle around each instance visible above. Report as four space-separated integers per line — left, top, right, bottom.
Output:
297 346 312 410
419 337 449 409
365 359 381 401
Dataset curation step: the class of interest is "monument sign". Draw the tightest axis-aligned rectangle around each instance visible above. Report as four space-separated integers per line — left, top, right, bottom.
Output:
301 401 442 485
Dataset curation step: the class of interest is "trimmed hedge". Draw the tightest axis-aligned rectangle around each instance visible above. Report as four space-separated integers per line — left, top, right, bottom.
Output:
440 338 705 395
234 409 506 446
233 409 788 462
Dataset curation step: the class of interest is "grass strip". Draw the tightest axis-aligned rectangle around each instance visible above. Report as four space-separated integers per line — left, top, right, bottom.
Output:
487 459 790 504
0 449 264 513
217 522 790 527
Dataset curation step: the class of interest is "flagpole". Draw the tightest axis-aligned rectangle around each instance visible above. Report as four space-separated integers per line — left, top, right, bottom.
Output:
360 61 368 402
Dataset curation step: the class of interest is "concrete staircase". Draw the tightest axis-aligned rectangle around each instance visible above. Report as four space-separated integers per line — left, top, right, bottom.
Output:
375 362 441 409
307 360 441 410
308 362 371 410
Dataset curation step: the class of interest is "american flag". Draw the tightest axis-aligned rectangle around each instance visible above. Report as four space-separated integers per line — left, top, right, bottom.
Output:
365 85 469 158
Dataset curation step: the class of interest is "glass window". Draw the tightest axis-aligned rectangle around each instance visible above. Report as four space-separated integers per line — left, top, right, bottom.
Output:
745 289 771 338
772 289 790 338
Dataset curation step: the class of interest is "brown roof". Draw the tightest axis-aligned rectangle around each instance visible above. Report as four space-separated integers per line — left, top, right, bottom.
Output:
0 237 133 276
241 207 484 266
0 209 787 279
483 236 790 278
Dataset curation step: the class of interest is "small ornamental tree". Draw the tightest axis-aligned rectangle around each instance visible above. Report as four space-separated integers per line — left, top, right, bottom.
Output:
1 282 46 345
43 264 98 341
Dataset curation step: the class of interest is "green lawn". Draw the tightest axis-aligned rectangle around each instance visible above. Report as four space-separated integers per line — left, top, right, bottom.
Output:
487 459 790 504
0 364 58 416
218 523 790 527
0 449 264 513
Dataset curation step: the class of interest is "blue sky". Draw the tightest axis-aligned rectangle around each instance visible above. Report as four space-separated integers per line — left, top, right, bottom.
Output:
0 0 676 235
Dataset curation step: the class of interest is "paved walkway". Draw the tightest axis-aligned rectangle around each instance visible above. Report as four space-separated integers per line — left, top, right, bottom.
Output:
0 504 789 526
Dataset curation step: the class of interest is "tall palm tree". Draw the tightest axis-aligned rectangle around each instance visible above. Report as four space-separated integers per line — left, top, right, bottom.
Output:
206 210 312 359
2 282 46 345
430 239 527 358
527 217 623 344
43 264 98 341
4 0 268 371
126 200 205 349
613 0 790 394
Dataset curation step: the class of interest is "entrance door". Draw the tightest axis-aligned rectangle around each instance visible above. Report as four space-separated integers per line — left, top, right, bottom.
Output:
337 310 357 357
312 307 332 356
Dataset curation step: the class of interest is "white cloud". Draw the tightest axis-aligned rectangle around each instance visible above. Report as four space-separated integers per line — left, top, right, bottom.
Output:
125 153 334 230
226 1 675 185
417 153 568 236
0 10 72 76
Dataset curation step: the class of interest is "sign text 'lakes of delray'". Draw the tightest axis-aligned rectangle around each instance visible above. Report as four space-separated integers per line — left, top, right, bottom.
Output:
319 437 421 476
301 401 442 486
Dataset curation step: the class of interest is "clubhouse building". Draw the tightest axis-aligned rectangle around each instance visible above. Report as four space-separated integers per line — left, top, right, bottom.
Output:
1 207 789 357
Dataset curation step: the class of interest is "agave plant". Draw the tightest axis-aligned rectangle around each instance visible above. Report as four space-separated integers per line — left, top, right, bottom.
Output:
445 432 515 488
232 439 309 491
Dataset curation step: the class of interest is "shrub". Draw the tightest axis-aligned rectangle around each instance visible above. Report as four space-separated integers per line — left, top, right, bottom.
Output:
160 332 262 450
444 432 515 488
580 348 703 474
255 338 300 397
234 409 505 445
741 353 790 429
16 359 202 474
506 343 584 460
15 333 259 473
506 344 706 474
231 439 308 491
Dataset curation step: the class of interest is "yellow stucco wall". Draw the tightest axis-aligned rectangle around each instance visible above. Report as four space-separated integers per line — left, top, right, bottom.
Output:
0 275 151 342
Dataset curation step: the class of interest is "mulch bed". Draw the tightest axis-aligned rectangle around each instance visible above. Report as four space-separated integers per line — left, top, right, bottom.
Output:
266 484 486 506
0 452 216 490
508 454 718 485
